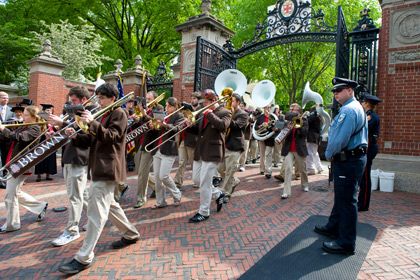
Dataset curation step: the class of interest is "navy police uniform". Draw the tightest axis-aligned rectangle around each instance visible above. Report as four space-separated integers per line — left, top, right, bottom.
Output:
358 94 381 211
319 77 368 254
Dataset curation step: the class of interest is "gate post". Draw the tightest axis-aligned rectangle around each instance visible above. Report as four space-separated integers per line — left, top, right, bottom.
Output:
27 40 66 109
377 0 420 156
174 0 234 101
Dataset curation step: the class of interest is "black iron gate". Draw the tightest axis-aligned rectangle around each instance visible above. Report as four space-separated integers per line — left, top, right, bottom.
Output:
194 36 236 92
194 1 379 98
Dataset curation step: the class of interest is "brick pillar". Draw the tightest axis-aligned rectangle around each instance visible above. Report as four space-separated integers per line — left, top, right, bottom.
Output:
377 0 420 156
28 40 66 110
174 2 234 102
121 55 148 97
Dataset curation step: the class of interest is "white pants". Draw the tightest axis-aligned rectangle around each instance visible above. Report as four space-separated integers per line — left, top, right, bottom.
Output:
306 142 323 172
248 140 258 161
3 175 47 231
259 141 273 174
239 140 250 167
153 151 181 206
137 150 156 203
63 164 89 236
283 152 309 196
192 160 222 217
273 142 283 164
174 142 194 187
75 181 140 265
218 149 241 196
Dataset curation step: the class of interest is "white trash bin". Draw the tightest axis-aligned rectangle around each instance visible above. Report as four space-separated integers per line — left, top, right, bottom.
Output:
379 171 395 192
370 169 380 191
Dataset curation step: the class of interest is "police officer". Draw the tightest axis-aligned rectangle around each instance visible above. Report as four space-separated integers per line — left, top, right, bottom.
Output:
314 77 368 255
358 93 381 211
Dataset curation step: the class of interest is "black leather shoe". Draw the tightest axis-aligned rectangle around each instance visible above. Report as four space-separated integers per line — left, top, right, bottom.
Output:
322 241 355 255
252 159 256 164
189 213 209 223
58 259 91 274
265 174 271 179
358 207 369 212
216 193 225 212
314 225 338 239
0 183 6 189
112 237 138 249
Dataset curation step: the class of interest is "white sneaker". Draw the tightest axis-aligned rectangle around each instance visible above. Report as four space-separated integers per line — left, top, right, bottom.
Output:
303 187 309 192
51 232 80 247
239 167 245 172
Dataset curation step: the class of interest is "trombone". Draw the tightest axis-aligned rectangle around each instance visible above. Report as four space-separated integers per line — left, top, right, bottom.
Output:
144 95 230 153
0 121 46 129
0 93 134 181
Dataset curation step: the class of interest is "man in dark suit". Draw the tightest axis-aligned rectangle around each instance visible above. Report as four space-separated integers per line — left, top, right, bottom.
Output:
281 103 309 199
59 83 139 275
218 93 248 199
189 89 232 223
0 91 15 189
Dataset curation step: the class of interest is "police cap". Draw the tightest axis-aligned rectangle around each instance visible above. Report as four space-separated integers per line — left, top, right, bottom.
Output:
362 93 382 105
331 77 358 92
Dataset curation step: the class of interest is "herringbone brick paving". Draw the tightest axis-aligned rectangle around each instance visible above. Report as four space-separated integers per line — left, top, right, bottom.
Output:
0 163 419 279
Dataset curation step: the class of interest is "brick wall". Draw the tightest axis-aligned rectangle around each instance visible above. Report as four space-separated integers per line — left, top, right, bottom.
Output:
376 1 420 156
29 72 95 114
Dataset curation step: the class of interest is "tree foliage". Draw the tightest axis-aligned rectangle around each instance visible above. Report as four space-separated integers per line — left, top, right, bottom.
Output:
32 20 111 81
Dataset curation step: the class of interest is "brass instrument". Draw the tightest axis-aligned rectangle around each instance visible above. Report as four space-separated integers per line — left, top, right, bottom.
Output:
144 95 230 153
250 80 278 141
274 111 310 144
0 121 46 129
134 93 165 119
0 93 134 181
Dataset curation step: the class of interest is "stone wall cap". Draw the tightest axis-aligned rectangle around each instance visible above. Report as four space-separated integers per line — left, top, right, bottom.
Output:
175 14 234 36
27 56 66 68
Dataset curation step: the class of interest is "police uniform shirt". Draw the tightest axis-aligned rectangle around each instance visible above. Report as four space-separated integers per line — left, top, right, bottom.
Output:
367 110 380 144
325 96 368 160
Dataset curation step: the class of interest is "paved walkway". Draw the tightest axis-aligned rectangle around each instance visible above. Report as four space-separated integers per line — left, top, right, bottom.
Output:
0 163 419 279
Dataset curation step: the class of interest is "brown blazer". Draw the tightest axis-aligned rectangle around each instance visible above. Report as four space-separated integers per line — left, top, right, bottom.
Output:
1 126 41 159
281 112 309 157
193 106 232 162
225 108 248 152
159 111 184 156
72 107 127 182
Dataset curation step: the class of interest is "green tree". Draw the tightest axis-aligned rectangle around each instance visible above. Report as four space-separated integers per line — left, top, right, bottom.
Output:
32 20 110 81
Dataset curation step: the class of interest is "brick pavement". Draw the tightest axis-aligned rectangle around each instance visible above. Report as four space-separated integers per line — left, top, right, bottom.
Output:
0 164 419 279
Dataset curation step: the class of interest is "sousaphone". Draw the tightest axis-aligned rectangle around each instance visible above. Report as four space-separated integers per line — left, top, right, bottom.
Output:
251 80 278 141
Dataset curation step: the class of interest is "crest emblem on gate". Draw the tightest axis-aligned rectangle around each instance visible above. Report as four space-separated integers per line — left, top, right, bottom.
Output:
278 0 297 21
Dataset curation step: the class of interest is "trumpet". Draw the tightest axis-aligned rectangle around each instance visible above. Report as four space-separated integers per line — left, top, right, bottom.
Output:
134 93 165 119
144 95 230 153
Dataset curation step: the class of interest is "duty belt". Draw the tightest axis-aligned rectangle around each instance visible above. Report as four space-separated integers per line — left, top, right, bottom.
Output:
333 146 367 162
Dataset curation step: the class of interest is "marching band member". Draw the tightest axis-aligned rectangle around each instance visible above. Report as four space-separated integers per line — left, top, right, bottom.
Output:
218 93 248 200
238 100 251 172
151 97 184 208
0 105 48 233
272 105 284 167
0 91 14 189
134 91 161 208
48 86 92 247
188 89 231 223
281 103 309 199
174 91 202 189
306 106 324 175
59 83 139 274
255 105 275 178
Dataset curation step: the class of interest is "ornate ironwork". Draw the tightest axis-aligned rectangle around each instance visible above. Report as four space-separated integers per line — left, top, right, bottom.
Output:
147 61 173 91
239 0 335 50
194 36 236 91
353 8 377 31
